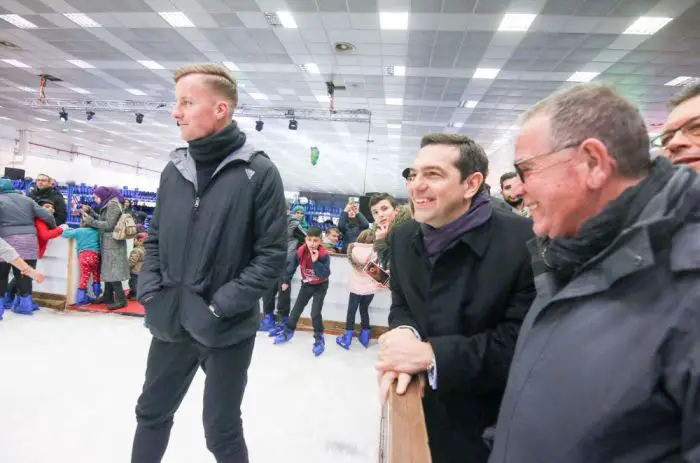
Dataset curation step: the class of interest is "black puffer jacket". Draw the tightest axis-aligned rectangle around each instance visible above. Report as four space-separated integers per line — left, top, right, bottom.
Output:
29 186 67 226
138 144 287 348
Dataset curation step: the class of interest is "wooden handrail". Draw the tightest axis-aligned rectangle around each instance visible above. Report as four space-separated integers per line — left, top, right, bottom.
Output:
379 377 432 463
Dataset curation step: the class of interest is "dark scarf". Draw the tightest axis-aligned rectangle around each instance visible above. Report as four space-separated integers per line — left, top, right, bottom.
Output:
188 122 246 194
542 157 674 285
421 190 492 264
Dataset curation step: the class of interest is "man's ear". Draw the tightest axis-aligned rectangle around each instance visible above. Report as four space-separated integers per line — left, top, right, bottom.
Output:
580 138 615 190
463 172 484 200
216 100 230 120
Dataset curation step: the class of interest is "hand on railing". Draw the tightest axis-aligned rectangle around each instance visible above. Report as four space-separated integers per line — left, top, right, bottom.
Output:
378 375 431 463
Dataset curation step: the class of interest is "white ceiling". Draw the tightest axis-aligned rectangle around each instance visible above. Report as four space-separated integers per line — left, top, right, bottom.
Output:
0 0 698 197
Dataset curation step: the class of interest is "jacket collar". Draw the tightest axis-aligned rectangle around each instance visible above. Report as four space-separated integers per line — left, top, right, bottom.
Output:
169 144 262 191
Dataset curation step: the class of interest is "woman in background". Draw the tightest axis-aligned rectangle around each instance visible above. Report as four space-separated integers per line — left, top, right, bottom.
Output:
0 178 55 314
81 186 129 310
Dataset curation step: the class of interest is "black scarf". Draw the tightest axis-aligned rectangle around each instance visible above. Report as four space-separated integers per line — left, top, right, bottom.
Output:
542 157 674 285
188 122 246 194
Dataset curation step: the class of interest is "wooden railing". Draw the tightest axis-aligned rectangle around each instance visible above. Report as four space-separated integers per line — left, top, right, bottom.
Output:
378 377 432 463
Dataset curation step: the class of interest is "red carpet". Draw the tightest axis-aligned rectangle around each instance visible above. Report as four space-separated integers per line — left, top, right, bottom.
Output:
68 299 145 317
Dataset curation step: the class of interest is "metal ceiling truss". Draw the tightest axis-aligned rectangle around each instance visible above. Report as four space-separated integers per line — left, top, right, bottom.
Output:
25 98 372 123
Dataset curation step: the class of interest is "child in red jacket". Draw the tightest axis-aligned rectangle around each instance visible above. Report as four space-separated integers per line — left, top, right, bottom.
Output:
35 200 64 258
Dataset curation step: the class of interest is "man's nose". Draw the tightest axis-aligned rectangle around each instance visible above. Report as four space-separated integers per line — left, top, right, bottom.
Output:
666 130 693 156
512 179 525 197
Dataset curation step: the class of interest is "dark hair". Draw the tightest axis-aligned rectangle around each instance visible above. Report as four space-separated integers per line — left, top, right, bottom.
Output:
306 227 322 238
327 227 340 235
669 81 700 110
525 83 649 178
369 193 397 208
420 133 489 182
499 172 518 189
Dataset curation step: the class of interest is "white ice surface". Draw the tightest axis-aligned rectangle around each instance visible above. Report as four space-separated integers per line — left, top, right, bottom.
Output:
0 309 381 463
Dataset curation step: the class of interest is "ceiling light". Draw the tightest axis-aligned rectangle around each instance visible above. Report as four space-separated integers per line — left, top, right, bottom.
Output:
288 119 298 130
380 12 409 30
448 122 464 128
0 116 11 121
389 134 401 139
623 16 672 35
126 89 146 96
67 59 94 69
473 68 500 79
70 87 90 94
73 129 84 133
158 11 195 28
0 14 37 29
458 100 479 108
63 13 101 27
385 97 403 105
249 93 268 100
394 66 406 76
387 123 401 129
299 63 320 74
152 122 168 127
568 71 599 82
276 11 298 28
19 87 34 93
138 60 165 70
223 61 239 71
135 113 144 124
255 120 264 132
85 110 95 121
2 59 29 68
498 13 537 32
34 116 48 122
59 109 68 122
665 76 698 86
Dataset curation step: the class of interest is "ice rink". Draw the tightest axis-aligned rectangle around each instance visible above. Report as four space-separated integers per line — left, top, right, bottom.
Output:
0 309 381 462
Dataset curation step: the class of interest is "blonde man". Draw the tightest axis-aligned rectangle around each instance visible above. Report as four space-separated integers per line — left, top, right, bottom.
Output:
131 64 287 463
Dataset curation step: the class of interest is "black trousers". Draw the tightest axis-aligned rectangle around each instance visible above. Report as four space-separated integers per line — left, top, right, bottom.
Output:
285 281 328 338
128 273 139 298
345 293 374 331
261 279 290 317
132 336 255 463
0 260 36 296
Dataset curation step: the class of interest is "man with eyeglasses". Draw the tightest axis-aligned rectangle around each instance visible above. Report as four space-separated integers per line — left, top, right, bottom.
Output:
29 174 67 226
655 82 700 172
488 83 700 463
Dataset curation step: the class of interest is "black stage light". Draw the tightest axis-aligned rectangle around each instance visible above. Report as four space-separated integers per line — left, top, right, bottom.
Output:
288 119 297 130
255 120 264 132
135 113 144 124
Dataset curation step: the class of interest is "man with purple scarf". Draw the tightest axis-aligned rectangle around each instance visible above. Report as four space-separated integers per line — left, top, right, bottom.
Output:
375 133 536 462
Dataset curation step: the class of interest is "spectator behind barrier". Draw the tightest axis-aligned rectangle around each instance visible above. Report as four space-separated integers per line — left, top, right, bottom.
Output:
29 174 67 226
656 81 700 172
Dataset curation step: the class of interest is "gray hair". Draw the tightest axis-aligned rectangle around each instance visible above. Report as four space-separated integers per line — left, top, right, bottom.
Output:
669 81 700 110
524 83 650 178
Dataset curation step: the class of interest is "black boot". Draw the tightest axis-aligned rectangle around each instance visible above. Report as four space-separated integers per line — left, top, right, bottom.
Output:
107 284 127 310
94 283 114 305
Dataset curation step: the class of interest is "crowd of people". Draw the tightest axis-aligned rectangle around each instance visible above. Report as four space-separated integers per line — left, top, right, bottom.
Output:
2 61 699 463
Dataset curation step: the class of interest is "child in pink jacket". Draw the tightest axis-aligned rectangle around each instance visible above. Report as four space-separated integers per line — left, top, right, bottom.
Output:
336 229 385 350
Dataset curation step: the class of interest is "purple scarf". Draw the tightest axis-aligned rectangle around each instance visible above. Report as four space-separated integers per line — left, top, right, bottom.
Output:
93 186 123 211
421 190 492 264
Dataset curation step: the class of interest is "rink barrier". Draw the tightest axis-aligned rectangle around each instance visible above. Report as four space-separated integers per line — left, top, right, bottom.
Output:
379 376 431 462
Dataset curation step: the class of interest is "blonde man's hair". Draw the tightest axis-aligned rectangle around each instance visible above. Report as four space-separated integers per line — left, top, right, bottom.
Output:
173 64 238 109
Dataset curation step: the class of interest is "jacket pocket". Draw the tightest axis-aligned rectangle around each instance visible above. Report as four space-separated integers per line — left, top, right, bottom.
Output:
180 290 257 348
143 287 188 342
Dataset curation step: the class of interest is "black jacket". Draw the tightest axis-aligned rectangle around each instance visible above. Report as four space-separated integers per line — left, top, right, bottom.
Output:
29 186 67 226
138 144 287 348
388 209 535 463
338 211 369 251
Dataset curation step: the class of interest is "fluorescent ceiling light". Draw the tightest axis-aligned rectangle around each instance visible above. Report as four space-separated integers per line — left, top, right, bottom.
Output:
473 68 500 79
0 14 37 29
568 71 599 82
249 93 268 100
138 60 165 70
623 16 672 35
63 13 101 27
385 97 403 105
315 95 330 103
394 66 406 76
34 117 48 122
158 11 195 28
18 86 34 93
126 89 146 96
453 122 464 128
299 63 320 74
223 61 239 71
2 59 29 68
0 116 12 120
665 76 697 86
380 12 409 30
67 59 94 69
276 11 297 28
387 123 401 129
72 129 84 133
152 122 168 127
498 13 537 32
70 87 90 94
389 134 401 139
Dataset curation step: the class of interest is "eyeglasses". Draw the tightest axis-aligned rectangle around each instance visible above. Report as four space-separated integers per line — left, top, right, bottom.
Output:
513 142 581 182
650 116 700 150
